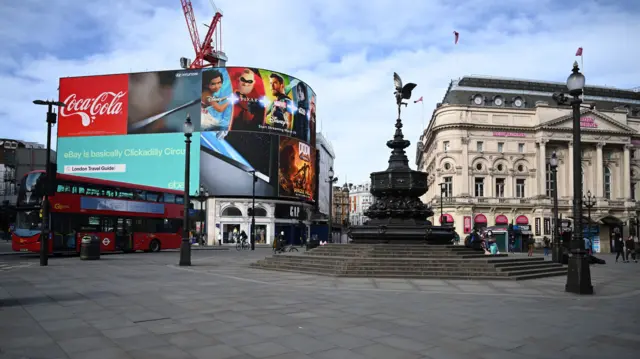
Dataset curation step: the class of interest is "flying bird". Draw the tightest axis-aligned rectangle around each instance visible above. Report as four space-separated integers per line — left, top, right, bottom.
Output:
393 72 417 103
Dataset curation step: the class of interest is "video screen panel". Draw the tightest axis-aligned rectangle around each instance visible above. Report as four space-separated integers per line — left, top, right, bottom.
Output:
57 67 317 202
57 133 201 195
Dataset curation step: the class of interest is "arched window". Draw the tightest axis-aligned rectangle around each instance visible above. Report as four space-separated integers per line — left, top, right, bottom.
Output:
604 167 612 199
545 163 553 197
221 206 242 217
253 207 267 217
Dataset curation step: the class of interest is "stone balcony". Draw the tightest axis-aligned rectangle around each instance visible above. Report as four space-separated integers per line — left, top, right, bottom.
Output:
431 196 636 209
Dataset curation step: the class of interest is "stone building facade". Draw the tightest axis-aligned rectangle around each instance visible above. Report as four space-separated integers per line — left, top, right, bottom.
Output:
417 76 640 253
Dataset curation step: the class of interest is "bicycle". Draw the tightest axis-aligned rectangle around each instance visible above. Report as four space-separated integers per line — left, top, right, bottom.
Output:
273 240 298 253
236 238 250 251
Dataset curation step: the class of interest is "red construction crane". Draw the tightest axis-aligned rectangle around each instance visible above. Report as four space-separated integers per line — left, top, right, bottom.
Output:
180 0 227 69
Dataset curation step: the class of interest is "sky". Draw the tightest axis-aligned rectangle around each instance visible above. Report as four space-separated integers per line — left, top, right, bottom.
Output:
1 0 639 185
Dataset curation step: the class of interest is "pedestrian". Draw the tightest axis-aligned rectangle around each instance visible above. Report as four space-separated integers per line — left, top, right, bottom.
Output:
584 237 592 256
509 235 516 254
527 237 535 257
625 236 637 263
614 232 626 263
543 236 550 256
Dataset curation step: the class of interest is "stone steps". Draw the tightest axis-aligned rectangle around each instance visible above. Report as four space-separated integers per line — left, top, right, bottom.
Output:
251 244 567 281
250 263 567 281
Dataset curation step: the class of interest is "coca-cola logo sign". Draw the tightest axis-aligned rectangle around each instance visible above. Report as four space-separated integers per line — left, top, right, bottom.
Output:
58 74 129 137
61 92 126 127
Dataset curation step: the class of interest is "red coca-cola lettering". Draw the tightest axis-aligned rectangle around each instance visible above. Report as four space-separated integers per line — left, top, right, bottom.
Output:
61 92 126 119
57 74 129 137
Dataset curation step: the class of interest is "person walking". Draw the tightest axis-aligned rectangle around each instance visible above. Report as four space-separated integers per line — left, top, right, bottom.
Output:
625 236 637 263
527 237 535 257
542 236 550 257
614 232 626 263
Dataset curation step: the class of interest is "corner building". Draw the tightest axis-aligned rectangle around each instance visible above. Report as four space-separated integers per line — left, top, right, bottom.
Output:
417 76 640 253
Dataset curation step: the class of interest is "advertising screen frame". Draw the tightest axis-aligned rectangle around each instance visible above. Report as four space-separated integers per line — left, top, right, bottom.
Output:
57 67 318 203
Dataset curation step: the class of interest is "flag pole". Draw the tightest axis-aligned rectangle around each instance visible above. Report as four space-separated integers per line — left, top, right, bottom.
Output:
581 54 585 102
421 100 425 132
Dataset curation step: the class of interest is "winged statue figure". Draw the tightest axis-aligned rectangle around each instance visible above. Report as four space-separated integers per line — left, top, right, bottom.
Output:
393 72 417 116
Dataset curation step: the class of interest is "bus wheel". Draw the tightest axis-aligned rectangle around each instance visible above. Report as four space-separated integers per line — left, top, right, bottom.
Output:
149 239 161 253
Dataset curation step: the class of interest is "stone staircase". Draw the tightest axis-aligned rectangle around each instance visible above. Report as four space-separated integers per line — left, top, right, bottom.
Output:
251 244 567 280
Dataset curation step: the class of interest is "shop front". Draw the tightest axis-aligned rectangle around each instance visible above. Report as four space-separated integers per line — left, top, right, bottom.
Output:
274 203 309 246
439 213 454 225
514 215 532 251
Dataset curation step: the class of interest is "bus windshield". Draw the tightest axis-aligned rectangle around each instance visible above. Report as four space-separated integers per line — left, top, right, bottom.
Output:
16 210 42 231
17 172 46 207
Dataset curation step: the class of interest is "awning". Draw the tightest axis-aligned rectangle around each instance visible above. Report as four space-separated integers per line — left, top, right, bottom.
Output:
439 214 454 224
474 214 488 224
495 214 509 225
515 215 529 225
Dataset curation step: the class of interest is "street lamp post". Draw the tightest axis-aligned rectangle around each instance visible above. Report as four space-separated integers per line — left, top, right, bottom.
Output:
33 99 65 267
249 170 257 250
439 182 447 225
562 62 593 294
327 167 339 242
549 151 561 263
584 190 596 253
194 185 208 245
179 114 194 267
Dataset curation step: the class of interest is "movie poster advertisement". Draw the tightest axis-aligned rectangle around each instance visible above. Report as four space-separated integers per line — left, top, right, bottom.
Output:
201 68 233 132
278 137 316 201
127 69 202 135
226 67 267 133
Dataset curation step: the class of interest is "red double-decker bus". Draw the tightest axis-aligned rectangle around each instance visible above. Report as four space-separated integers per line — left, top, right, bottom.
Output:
12 170 187 255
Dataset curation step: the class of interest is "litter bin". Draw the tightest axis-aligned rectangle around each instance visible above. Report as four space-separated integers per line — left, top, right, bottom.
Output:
80 235 100 260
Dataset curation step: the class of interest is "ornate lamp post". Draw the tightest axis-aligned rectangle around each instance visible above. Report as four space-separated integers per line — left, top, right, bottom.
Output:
554 62 593 295
584 190 596 253
439 182 447 224
327 167 338 242
33 99 65 267
549 151 561 263
179 114 194 267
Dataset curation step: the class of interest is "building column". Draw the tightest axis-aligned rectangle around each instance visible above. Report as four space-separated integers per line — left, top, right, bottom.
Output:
487 174 494 197
461 137 470 196
596 142 605 198
567 141 573 198
624 144 632 199
538 140 547 196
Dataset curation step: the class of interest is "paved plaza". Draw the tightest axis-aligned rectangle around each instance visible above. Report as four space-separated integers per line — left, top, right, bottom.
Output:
0 248 639 359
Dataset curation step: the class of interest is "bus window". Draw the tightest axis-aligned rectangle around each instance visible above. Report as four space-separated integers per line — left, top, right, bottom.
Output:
117 189 134 199
78 215 101 232
57 184 71 193
146 192 160 202
176 196 184 204
134 190 146 201
77 185 86 195
85 186 101 196
164 193 176 203
102 218 115 232
104 189 116 198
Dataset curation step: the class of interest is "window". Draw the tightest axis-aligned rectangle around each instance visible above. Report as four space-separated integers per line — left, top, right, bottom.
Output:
477 141 484 152
518 143 525 153
495 178 505 198
474 178 485 197
632 183 636 201
632 150 636 159
443 141 450 151
443 176 453 197
545 163 554 197
497 142 504 153
604 167 612 199
145 192 160 202
516 179 526 198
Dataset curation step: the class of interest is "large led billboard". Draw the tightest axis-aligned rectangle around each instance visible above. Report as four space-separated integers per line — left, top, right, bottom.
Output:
57 67 317 202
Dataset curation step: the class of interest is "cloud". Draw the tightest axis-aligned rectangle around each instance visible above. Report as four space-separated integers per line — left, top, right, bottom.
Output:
1 0 639 185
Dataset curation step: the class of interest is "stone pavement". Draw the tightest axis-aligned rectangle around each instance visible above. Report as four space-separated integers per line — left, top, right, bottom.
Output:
0 249 639 359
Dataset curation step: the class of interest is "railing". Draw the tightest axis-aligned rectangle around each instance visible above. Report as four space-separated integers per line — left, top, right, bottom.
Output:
432 196 635 208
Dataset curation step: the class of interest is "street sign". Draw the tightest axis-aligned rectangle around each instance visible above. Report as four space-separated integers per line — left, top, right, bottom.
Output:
102 238 110 246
